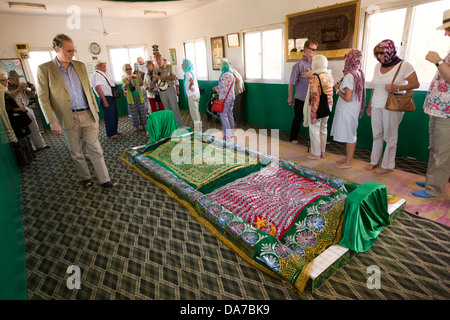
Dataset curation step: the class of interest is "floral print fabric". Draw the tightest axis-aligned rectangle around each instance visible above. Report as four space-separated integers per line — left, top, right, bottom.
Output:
424 51 450 119
309 73 334 120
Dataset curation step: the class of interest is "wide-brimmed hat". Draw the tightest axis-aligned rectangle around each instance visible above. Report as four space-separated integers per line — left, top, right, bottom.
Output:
7 70 23 79
437 9 450 30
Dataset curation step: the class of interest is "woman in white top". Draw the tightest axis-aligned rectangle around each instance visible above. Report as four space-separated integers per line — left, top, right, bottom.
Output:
182 59 201 131
331 49 366 169
365 39 419 174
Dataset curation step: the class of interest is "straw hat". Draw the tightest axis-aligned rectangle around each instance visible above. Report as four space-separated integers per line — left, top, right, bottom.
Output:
437 9 450 30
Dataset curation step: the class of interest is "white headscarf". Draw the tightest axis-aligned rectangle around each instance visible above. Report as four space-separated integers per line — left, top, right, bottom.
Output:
303 55 331 127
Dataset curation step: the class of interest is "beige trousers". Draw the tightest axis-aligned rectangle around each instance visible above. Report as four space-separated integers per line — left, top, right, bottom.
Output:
425 116 450 197
188 92 201 130
62 110 110 184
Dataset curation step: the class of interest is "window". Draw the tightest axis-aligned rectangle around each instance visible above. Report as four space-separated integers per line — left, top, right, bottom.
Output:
27 49 57 84
183 38 208 80
243 25 283 82
108 46 148 82
362 0 450 89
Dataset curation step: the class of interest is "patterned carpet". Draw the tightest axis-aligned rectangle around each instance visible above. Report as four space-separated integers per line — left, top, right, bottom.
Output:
21 109 450 300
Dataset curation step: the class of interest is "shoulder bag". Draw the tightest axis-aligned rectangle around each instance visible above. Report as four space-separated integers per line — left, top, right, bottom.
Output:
97 71 121 99
316 74 331 119
384 62 416 112
212 76 235 113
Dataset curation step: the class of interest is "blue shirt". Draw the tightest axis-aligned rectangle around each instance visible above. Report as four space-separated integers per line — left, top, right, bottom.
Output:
289 55 312 101
56 58 90 111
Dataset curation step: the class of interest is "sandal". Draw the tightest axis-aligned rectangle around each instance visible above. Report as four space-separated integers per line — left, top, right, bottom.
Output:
83 179 93 188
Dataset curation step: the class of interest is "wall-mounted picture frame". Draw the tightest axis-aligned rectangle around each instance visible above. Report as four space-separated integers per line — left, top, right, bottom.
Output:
211 36 225 70
0 58 27 81
286 0 360 61
227 33 240 47
168 48 177 65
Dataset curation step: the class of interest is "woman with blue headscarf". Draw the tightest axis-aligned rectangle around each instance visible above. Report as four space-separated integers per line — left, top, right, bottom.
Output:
213 60 235 140
182 59 201 131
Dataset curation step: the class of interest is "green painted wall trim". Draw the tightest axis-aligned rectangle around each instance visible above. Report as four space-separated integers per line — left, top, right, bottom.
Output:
0 120 28 300
180 81 430 162
37 81 430 162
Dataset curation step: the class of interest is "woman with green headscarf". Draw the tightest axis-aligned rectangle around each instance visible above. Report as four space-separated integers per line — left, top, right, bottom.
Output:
213 60 235 140
182 59 201 131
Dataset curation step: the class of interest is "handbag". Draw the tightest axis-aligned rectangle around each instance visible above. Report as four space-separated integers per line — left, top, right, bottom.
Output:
8 110 32 129
384 62 416 112
97 71 121 99
212 77 235 113
316 74 331 119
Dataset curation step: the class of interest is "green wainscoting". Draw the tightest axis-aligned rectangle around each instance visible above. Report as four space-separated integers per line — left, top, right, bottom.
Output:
185 81 429 163
37 81 430 162
0 120 27 300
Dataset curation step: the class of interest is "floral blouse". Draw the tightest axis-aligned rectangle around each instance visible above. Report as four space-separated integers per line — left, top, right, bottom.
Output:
218 71 235 104
309 73 334 120
424 51 450 119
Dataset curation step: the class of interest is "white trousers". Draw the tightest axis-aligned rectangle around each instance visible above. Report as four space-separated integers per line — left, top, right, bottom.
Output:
26 106 46 150
309 116 329 157
369 107 404 170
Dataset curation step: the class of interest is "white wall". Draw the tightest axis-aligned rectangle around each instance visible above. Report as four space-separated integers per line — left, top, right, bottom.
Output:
158 0 382 82
0 0 416 84
0 13 163 82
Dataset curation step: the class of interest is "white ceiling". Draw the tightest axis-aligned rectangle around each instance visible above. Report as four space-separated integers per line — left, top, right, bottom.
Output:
0 0 217 19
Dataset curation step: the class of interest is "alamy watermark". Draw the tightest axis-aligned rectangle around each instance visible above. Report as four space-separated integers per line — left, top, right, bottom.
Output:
170 125 280 176
66 5 81 30
366 265 381 289
66 265 81 289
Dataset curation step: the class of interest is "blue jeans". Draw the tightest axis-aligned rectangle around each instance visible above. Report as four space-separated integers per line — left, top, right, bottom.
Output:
100 96 119 137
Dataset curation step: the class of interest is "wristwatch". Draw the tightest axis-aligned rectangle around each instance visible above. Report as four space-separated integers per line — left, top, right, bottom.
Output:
436 60 445 67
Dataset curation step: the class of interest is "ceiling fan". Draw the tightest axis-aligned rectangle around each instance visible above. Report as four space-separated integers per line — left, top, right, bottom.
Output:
90 8 121 36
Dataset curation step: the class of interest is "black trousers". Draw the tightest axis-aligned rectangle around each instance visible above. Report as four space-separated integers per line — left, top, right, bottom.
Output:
289 99 305 142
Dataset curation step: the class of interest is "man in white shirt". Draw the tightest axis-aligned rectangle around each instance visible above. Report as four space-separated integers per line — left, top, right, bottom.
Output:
90 60 122 138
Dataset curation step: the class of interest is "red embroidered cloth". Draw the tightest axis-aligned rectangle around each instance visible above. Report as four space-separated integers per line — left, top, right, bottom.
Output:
209 166 338 239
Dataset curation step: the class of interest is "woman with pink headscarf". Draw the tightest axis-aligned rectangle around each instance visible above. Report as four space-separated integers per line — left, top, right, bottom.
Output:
331 49 366 169
365 39 419 174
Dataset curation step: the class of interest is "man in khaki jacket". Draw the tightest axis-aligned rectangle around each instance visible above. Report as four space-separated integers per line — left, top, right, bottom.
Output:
37 33 117 188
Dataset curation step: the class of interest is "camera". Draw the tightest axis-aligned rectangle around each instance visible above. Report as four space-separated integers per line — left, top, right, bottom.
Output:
157 72 162 76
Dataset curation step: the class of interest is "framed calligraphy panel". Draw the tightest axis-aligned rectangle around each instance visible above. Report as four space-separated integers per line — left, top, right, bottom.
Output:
286 0 360 61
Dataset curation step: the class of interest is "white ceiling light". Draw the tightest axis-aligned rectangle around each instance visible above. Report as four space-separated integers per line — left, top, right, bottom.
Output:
144 10 167 16
8 1 46 10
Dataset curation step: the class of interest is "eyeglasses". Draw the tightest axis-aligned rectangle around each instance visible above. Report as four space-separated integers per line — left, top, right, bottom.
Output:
125 68 132 70
308 48 318 52
62 49 77 54
375 51 385 56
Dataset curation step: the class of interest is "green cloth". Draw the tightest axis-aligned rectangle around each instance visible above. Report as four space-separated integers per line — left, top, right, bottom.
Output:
339 181 390 253
0 118 27 300
143 137 263 194
122 76 144 105
146 110 179 143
